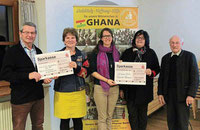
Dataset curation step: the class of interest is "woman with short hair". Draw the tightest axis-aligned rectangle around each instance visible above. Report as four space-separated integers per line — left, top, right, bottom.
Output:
54 28 89 130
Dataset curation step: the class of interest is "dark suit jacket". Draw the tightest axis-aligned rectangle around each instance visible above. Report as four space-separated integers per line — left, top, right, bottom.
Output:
0 43 44 104
158 50 199 102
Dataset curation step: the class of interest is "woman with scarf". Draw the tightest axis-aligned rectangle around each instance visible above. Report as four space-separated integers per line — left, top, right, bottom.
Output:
89 28 120 130
120 30 160 130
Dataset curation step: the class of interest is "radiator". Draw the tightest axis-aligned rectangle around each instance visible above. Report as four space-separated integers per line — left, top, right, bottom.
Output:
0 101 12 130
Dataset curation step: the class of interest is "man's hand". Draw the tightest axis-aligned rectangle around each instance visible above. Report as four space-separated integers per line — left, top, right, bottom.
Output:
186 96 194 106
43 78 52 84
29 72 41 82
158 95 166 105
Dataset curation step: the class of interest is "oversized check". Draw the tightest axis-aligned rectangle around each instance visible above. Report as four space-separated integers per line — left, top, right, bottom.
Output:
115 62 146 85
35 51 73 79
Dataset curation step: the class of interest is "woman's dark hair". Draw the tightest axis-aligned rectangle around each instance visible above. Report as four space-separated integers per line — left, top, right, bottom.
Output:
62 28 79 42
132 30 150 48
99 27 113 39
92 28 114 53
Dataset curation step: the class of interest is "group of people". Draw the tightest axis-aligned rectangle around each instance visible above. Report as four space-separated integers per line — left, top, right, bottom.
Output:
0 22 199 130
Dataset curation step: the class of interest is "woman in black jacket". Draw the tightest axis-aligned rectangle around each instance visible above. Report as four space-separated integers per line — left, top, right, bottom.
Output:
120 30 160 130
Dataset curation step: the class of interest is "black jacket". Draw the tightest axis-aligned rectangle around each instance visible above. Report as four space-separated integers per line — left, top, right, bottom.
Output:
158 50 199 102
0 43 44 105
54 47 87 92
120 47 160 105
88 51 116 85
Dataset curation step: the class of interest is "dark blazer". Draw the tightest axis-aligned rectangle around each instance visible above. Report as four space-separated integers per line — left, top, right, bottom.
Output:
54 47 87 92
0 43 44 105
158 50 199 102
120 47 160 105
88 51 116 85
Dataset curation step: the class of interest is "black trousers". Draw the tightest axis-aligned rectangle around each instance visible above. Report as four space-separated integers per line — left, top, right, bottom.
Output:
167 88 189 130
60 118 83 130
127 101 148 130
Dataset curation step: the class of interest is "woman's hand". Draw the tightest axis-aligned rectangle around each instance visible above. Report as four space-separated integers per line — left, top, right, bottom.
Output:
107 79 117 86
69 61 77 69
145 68 152 76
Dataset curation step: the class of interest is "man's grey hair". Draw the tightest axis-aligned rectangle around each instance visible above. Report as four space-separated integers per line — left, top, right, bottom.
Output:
169 35 184 43
20 22 37 33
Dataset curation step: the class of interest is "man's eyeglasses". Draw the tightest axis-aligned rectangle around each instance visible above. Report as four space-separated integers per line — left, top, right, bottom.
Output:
22 31 36 35
102 35 112 38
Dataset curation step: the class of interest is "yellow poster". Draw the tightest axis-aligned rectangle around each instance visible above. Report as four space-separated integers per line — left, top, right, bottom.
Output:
82 105 131 130
83 119 131 130
73 6 138 29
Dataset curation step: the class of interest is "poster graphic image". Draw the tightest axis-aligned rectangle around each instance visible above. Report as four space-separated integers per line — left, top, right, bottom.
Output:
77 29 97 46
74 6 138 29
113 29 136 46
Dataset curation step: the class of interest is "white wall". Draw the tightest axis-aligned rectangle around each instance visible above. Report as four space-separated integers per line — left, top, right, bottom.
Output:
45 1 138 130
138 0 200 61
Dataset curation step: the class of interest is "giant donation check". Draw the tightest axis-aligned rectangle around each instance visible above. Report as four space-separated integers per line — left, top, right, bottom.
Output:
35 51 73 79
115 62 146 85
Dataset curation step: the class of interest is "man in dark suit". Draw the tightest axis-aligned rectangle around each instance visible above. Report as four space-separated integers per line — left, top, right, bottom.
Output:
1 22 52 130
158 35 199 130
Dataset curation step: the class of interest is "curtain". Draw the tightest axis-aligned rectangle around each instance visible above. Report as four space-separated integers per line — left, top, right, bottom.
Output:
19 0 39 46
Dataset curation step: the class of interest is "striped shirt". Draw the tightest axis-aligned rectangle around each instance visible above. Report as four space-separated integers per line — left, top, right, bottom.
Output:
20 40 37 67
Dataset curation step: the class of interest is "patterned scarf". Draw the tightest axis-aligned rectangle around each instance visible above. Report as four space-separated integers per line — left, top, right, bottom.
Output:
97 44 120 92
133 46 146 62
